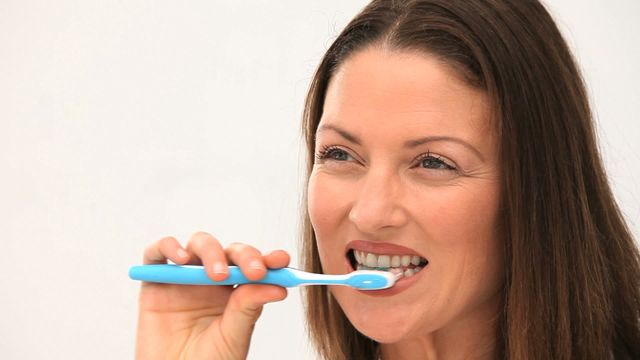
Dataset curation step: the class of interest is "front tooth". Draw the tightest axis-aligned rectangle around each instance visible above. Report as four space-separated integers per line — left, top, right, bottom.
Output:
377 255 390 268
411 256 421 266
365 253 378 267
404 268 415 277
391 255 400 267
401 255 411 267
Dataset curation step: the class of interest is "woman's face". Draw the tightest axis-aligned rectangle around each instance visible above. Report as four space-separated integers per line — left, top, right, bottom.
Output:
307 47 504 344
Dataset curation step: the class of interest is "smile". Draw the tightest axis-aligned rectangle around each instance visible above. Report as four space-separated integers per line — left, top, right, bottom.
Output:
349 249 429 278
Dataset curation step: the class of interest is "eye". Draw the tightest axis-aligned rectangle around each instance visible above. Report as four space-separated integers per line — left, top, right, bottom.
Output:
416 152 457 171
315 145 353 162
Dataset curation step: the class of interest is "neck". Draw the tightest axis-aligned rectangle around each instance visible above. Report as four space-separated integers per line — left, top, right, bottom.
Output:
380 293 502 360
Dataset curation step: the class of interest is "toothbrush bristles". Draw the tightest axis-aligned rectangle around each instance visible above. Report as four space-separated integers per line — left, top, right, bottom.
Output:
393 272 403 282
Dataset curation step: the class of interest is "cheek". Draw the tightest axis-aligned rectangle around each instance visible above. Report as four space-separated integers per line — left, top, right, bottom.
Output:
417 182 500 248
307 172 352 269
308 172 338 233
417 182 504 306
307 171 358 227
307 173 329 229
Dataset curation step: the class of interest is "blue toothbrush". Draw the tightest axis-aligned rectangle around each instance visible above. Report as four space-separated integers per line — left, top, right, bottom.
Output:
129 264 400 290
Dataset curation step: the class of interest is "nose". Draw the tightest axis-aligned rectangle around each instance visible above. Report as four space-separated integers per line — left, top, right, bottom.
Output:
348 168 408 233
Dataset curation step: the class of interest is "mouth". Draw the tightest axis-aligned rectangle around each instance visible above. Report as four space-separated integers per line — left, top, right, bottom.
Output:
347 248 429 279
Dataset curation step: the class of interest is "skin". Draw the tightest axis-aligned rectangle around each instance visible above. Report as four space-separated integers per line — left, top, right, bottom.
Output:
135 232 290 359
307 46 504 359
135 47 503 359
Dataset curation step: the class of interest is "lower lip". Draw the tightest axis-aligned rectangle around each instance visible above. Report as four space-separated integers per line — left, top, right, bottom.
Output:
347 261 426 297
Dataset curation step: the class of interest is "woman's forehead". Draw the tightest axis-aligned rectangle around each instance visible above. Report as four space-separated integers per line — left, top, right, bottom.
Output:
320 48 494 145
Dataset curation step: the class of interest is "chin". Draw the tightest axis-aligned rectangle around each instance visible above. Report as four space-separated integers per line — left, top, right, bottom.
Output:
330 286 421 343
354 323 412 344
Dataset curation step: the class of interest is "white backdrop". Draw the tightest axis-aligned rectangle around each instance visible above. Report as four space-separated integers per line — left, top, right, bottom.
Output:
1 1 638 359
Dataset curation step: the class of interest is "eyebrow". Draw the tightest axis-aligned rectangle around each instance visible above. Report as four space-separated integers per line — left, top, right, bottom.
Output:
316 123 485 161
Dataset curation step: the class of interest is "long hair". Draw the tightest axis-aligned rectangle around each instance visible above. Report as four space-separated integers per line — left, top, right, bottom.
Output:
299 1 640 359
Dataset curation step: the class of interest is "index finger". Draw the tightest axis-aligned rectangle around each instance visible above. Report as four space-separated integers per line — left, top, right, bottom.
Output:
142 236 190 265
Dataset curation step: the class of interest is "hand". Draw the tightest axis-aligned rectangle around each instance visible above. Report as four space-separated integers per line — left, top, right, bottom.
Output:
135 231 290 359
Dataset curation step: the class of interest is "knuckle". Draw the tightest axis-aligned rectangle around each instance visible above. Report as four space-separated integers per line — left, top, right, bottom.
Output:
228 243 255 257
142 245 154 257
227 242 246 251
239 305 263 321
143 242 164 262
229 292 262 317
229 244 263 264
158 236 177 248
192 231 213 239
158 236 178 249
189 232 217 250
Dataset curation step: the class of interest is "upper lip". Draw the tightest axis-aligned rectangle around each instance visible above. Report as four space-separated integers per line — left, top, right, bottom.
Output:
346 240 426 258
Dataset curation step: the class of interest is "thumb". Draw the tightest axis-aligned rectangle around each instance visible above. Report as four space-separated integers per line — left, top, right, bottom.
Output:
209 284 287 355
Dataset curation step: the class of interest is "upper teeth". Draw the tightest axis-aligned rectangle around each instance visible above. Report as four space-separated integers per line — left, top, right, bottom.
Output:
354 250 426 269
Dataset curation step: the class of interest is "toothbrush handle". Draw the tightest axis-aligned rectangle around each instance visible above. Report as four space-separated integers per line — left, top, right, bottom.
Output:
129 264 303 287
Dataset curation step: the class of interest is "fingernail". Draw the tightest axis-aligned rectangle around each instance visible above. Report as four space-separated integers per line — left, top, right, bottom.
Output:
249 259 263 270
213 262 226 274
177 248 189 258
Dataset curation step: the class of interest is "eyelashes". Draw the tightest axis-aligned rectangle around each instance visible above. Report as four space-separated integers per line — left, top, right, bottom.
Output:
315 145 351 162
415 152 457 171
314 144 457 172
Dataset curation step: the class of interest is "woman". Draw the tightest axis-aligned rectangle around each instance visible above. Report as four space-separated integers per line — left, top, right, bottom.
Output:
135 0 640 358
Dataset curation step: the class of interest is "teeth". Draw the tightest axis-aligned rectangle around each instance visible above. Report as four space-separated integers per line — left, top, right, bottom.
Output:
404 268 415 277
391 255 400 267
352 250 427 271
357 260 426 282
401 255 411 267
377 255 390 268
365 253 377 267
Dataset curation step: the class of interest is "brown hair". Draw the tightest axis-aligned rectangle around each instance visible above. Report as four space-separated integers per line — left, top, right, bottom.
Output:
299 0 640 359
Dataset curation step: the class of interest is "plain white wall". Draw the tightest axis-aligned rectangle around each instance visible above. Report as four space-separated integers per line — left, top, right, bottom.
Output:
0 1 637 359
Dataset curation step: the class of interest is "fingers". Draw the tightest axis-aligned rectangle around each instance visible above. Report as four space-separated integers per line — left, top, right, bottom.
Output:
143 236 190 265
226 243 267 281
212 284 288 349
185 232 228 281
263 249 291 269
144 232 292 284
137 235 291 360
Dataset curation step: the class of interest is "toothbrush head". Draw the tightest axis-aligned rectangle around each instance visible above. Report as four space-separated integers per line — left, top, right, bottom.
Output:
345 270 401 290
